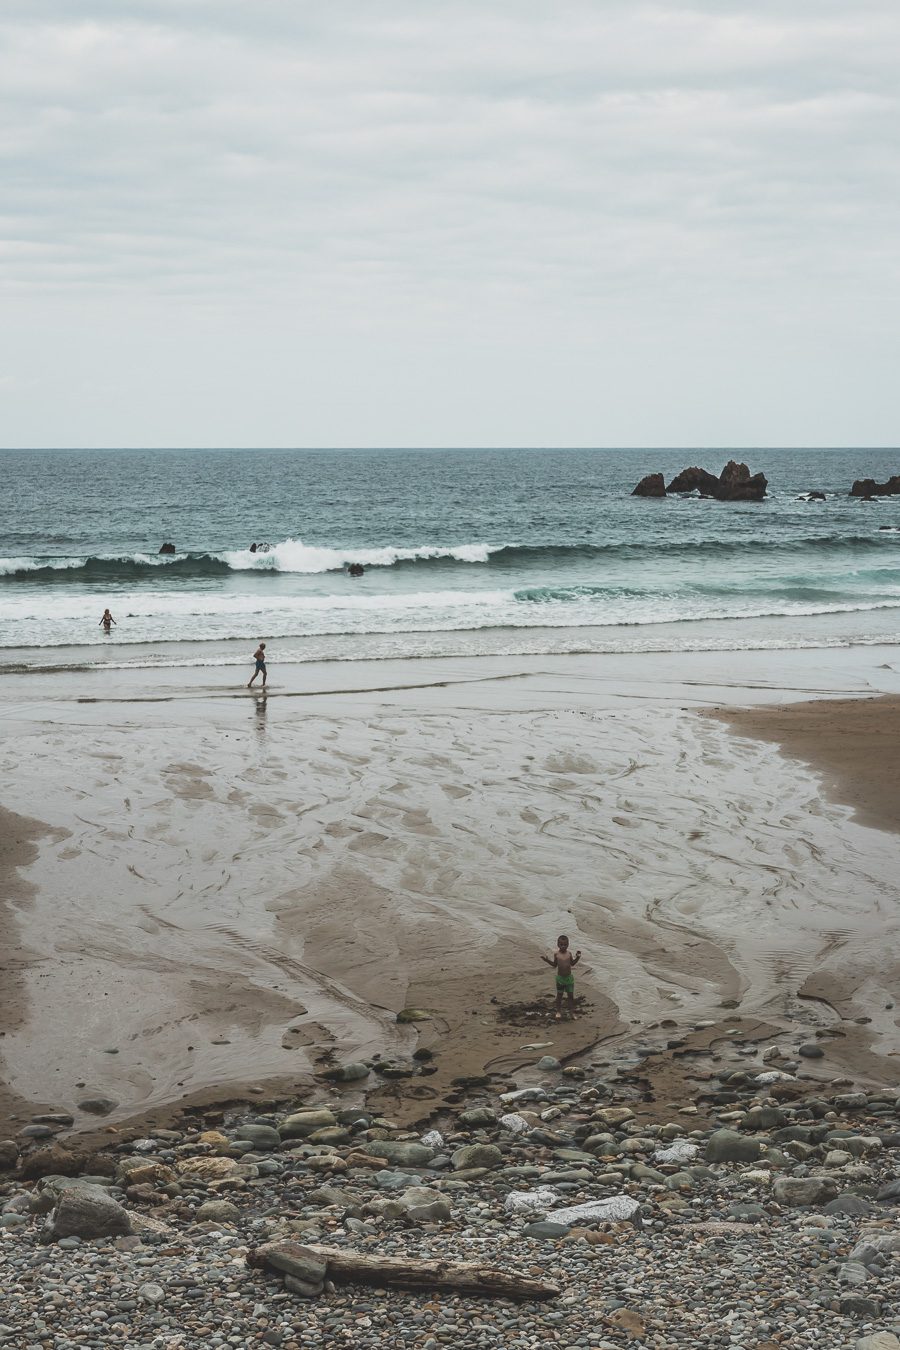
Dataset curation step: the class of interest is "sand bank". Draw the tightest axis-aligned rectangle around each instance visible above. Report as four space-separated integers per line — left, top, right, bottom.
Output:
0 644 898 1136
720 694 900 835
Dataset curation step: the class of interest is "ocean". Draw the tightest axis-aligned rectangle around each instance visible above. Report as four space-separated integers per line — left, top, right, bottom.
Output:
1 447 898 673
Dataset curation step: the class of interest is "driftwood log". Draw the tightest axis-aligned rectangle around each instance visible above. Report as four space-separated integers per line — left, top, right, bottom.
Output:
306 1246 560 1300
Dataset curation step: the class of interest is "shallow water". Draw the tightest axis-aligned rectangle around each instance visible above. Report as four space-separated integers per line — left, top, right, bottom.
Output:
1 447 898 666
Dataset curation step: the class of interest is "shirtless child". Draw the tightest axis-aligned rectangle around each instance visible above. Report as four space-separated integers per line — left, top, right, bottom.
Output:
541 935 582 1020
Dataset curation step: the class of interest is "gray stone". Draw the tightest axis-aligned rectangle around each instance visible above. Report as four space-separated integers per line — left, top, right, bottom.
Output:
396 1185 446 1212
876 1178 900 1202
840 1296 881 1317
407 1200 452 1224
307 1185 356 1207
254 1240 327 1289
653 1141 699 1164
321 1062 370 1082
839 1261 871 1287
40 1184 132 1242
363 1141 434 1167
279 1109 337 1139
824 1194 873 1217
451 1143 503 1171
547 1196 641 1225
374 1169 423 1190
0 1141 18 1170
504 1187 558 1214
284 1274 324 1298
139 1283 165 1305
306 1127 352 1146
727 1203 767 1222
798 1043 824 1058
232 1124 281 1151
773 1175 839 1207
850 1235 900 1263
196 1200 241 1223
741 1105 786 1131
855 1335 900 1350
458 1107 498 1127
705 1129 762 1164
523 1221 570 1239
77 1097 118 1116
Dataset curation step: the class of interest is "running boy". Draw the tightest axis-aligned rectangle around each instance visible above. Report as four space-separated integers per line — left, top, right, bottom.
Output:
541 935 582 1020
248 642 267 688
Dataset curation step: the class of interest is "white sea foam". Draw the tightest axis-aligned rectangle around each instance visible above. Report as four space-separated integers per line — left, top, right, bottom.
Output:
0 552 185 574
220 538 499 572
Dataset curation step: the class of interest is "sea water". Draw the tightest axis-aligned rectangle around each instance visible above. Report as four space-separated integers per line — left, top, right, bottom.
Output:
1 447 898 671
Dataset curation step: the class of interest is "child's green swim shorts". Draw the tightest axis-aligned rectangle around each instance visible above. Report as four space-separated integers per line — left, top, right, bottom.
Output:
555 974 575 994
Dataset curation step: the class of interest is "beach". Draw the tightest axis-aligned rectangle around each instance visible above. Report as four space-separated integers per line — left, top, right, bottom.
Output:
1 643 898 1138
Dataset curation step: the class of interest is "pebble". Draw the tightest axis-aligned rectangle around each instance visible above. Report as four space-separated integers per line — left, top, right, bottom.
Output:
0 1050 896 1350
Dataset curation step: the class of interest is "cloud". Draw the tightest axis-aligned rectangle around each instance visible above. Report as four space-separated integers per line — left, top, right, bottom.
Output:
1 2 899 445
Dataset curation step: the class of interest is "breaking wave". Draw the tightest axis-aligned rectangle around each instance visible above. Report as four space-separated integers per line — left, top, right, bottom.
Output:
1 531 898 583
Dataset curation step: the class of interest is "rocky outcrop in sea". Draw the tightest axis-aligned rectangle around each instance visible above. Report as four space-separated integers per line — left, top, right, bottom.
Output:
633 461 768 501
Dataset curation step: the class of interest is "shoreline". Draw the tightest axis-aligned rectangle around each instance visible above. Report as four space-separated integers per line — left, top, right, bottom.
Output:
1 643 899 1143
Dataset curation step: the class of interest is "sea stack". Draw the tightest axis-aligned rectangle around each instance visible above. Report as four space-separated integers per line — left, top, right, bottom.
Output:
850 475 900 497
631 461 768 501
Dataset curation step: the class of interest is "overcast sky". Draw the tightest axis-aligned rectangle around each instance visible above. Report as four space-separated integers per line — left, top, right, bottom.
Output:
2 1 899 448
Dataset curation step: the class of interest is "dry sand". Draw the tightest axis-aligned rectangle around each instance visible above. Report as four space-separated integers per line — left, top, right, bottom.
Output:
1 646 898 1136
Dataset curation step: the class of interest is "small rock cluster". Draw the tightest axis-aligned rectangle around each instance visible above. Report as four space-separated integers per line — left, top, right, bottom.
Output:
1 1044 899 1348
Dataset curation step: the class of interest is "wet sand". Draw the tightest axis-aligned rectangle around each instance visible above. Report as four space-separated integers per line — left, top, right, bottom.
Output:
1 645 899 1136
721 694 900 835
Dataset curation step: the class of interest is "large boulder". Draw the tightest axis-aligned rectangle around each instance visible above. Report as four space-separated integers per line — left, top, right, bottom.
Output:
0 1140 18 1170
279 1109 337 1139
451 1144 503 1171
176 1156 240 1182
850 475 900 497
362 1141 434 1168
39 1183 132 1243
247 1239 327 1298
773 1175 839 1207
547 1196 641 1225
231 1123 281 1151
717 460 768 501
666 466 722 496
631 473 666 498
705 1129 763 1164
20 1146 87 1181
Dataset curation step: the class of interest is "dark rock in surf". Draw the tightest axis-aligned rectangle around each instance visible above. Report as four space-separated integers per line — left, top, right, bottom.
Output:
660 461 768 502
666 466 723 497
850 475 900 497
158 542 176 554
798 491 826 501
716 460 768 501
631 473 666 498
